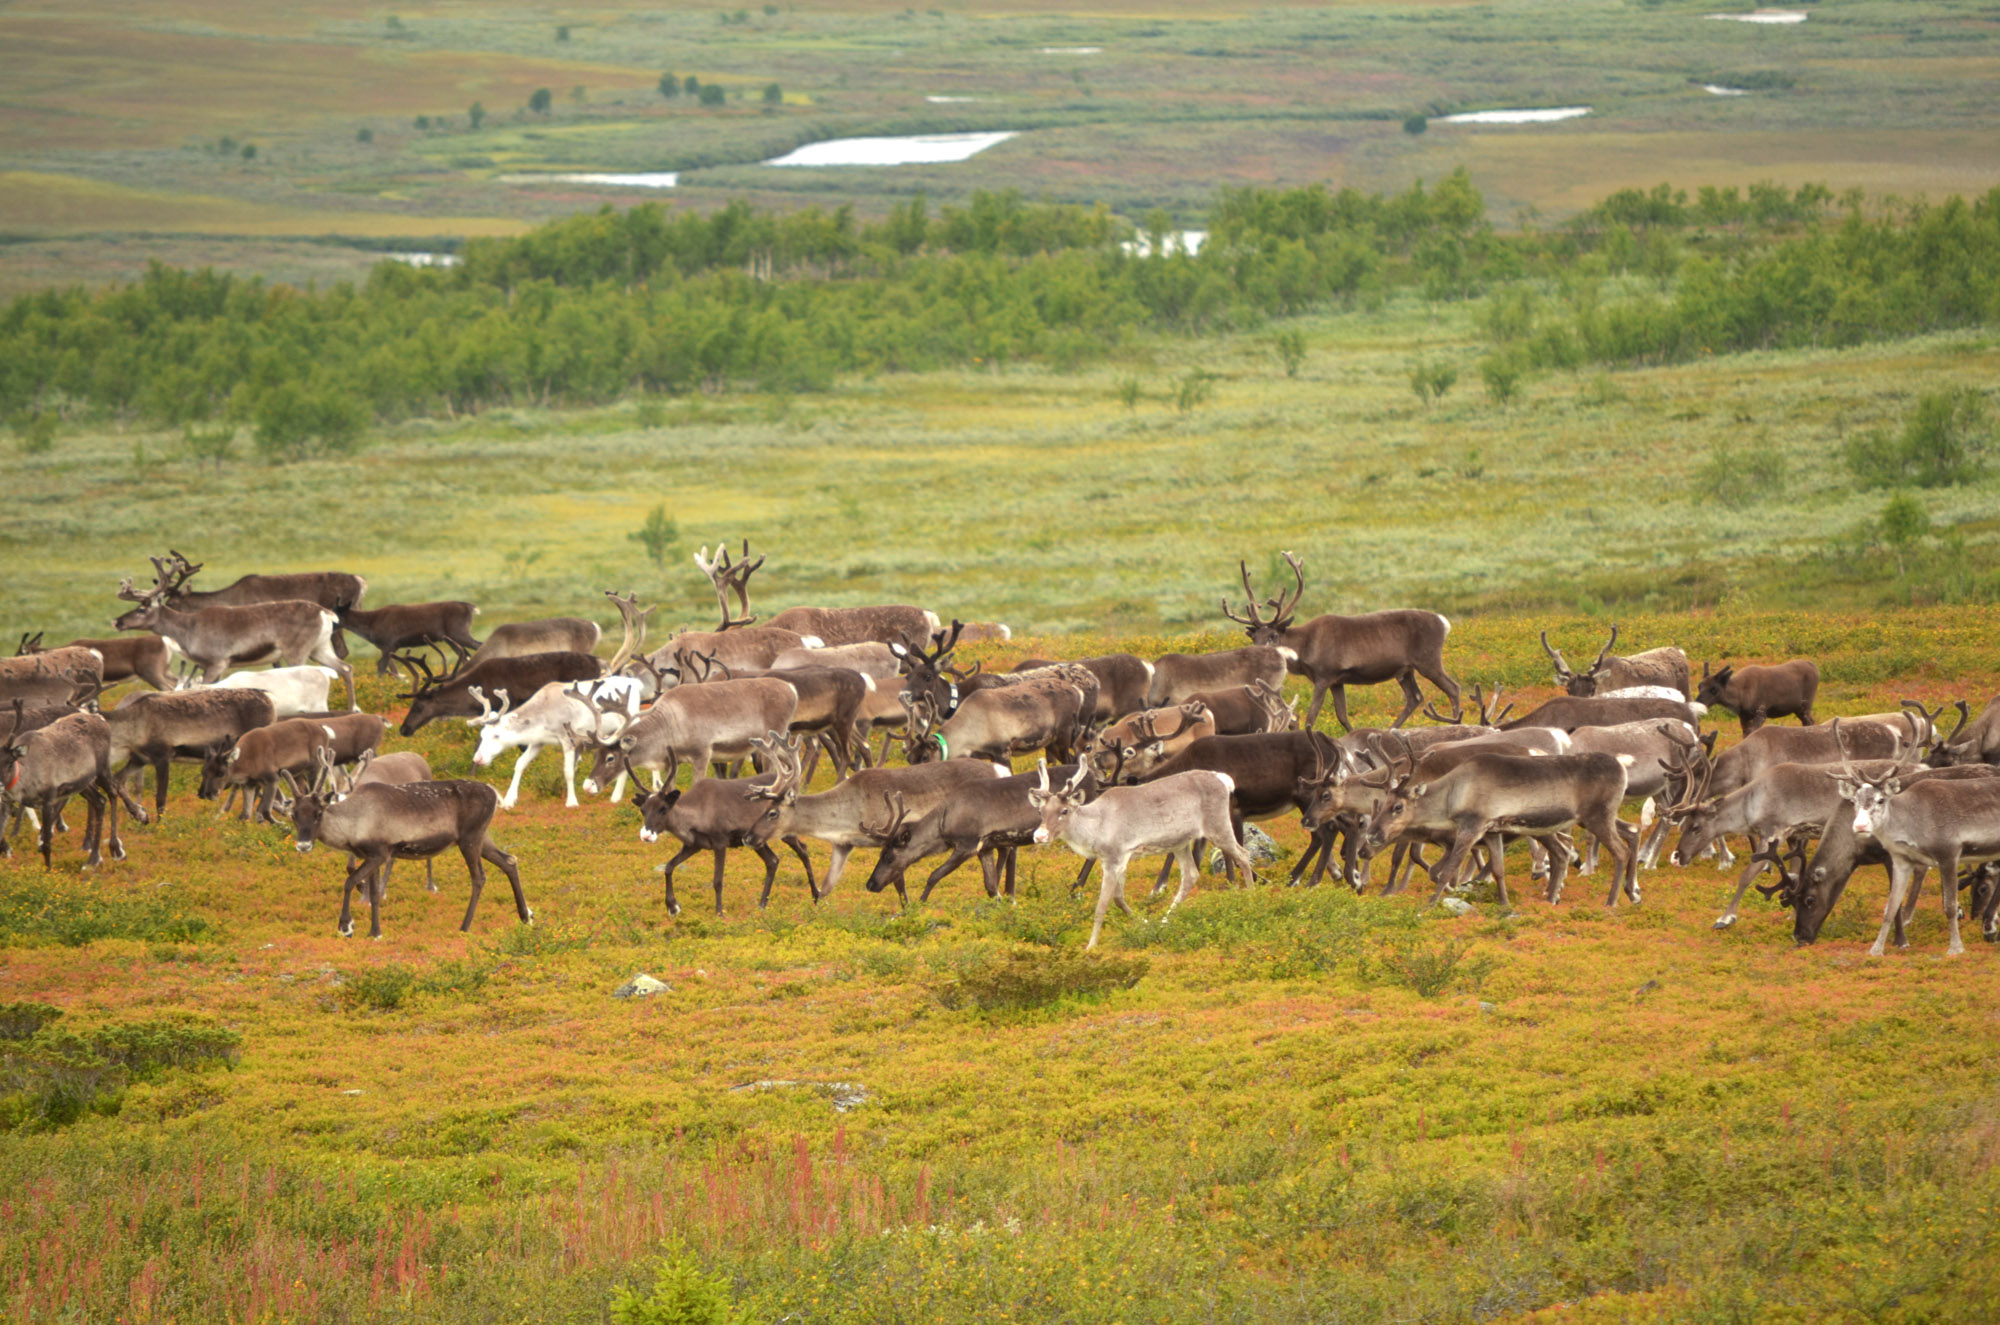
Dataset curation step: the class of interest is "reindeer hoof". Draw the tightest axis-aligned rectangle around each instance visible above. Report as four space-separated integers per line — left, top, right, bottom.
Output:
667 903 681 917
1712 915 1735 930
338 924 353 938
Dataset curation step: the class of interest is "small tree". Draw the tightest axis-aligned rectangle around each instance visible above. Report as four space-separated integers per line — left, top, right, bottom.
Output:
253 385 363 462
1115 376 1142 410
1479 352 1522 407
628 504 680 569
1878 492 1931 577
181 423 235 474
240 143 257 160
659 72 681 99
14 411 57 456
610 1249 753 1325
1847 387 1991 489
1403 114 1427 136
414 114 431 129
1272 329 1306 378
528 87 553 115
1174 370 1214 416
698 83 727 106
356 127 373 143
1409 358 1457 408
468 101 486 129
555 24 570 40
762 82 783 105
684 75 702 97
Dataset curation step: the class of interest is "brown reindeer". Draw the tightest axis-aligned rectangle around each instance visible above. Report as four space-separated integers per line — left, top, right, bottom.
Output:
106 688 277 819
151 550 365 614
1695 659 1819 737
693 539 935 648
1540 626 1690 698
0 711 149 868
114 557 356 710
337 601 482 676
0 646 105 708
1223 552 1460 731
19 633 176 691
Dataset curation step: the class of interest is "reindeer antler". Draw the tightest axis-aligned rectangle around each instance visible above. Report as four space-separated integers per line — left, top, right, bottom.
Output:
693 539 764 628
1588 624 1620 676
861 789 908 840
1539 631 1572 683
603 590 656 674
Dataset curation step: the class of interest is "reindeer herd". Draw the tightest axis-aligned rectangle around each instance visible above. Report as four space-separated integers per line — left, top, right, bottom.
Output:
5 544 2000 957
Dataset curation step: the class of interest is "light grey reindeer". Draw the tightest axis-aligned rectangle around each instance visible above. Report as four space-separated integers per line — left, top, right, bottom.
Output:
1028 759 1252 950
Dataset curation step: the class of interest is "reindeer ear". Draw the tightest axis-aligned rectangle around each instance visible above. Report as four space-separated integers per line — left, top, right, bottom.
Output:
1833 779 1857 799
1884 779 1903 796
1410 782 1427 796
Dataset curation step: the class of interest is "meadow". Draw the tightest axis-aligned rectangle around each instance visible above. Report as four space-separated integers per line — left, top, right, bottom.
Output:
7 0 2000 291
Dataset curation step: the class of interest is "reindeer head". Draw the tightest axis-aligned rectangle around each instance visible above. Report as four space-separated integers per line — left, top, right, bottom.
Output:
739 732 805 831
111 558 187 632
283 749 350 851
1221 551 1305 646
1541 627 1620 696
15 633 43 657
891 620 965 719
1694 662 1734 709
1028 758 1093 845
1828 717 1919 839
1927 700 1975 765
468 688 518 766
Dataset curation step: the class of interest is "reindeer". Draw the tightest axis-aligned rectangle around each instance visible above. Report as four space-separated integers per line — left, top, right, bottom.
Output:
468 680 618 809
1540 627 1690 698
764 664 870 779
900 666 1095 767
1786 762 2000 945
770 758 1010 898
285 763 531 941
1126 730 1339 887
583 677 798 802
0 646 105 707
1695 659 1819 736
337 601 482 675
1146 645 1293 710
148 550 365 615
282 750 439 900
201 665 340 717
770 642 900 680
1829 743 2000 957
1221 552 1461 730
199 718 338 823
955 622 1013 645
19 633 177 692
461 618 602 671
693 538 936 648
0 711 148 868
1183 680 1299 738
115 557 356 710
862 768 1090 908
106 688 276 819
1088 703 1215 785
396 651 601 736
647 570 816 690
1365 750 1637 908
1030 761 1252 950
1502 694 1698 734
1011 654 1152 721
637 734 815 915
1929 697 2000 767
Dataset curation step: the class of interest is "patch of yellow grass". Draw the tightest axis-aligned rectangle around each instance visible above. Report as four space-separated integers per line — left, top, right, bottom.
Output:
0 171 527 238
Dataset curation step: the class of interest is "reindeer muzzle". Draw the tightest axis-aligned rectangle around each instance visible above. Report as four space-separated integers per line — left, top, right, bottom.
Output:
295 841 315 854
1032 827 1050 845
639 827 657 844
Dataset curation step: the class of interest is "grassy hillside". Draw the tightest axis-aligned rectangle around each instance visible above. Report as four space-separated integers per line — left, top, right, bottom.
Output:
5 292 1994 639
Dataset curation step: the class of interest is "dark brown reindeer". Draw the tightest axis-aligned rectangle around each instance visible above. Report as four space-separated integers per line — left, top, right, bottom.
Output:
863 769 1092 908
694 539 937 649
0 710 149 869
396 650 601 736
1695 659 1819 737
1929 697 2000 766
1011 653 1153 721
636 733 816 916
285 761 532 941
114 557 357 710
1540 626 1690 698
19 633 176 692
336 601 482 676
151 549 365 615
199 718 338 823
1221 552 1460 731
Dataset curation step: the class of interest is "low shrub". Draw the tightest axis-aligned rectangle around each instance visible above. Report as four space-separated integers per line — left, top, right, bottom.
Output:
0 882 215 948
928 947 1148 1011
0 1015 239 1130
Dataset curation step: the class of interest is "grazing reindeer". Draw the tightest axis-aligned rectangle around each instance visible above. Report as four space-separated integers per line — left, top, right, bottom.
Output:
286 765 531 941
462 618 602 671
1830 745 2000 957
901 665 1095 766
337 601 482 675
583 677 798 802
955 622 1013 645
115 557 356 710
637 734 815 915
1787 762 2000 945
0 711 148 868
1146 645 1293 710
107 688 276 819
396 651 601 736
1181 680 1297 738
1540 626 1690 698
0 646 104 707
199 718 338 823
648 567 816 687
1696 659 1819 736
771 642 900 680
20 633 177 692
149 549 365 614
1029 761 1252 950
1012 654 1153 721
1365 750 1637 908
1669 755 1861 931
1222 552 1461 730
695 538 936 648
1929 697 2000 767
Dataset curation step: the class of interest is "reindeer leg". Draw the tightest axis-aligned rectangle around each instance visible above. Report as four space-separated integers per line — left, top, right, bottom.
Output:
1418 662 1462 723
457 838 486 933
77 787 106 870
782 835 819 900
751 842 782 908
819 843 854 896
922 845 981 902
1386 670 1426 729
1163 844 1201 922
336 856 373 937
1290 831 1324 886
1087 856 1124 951
1483 831 1509 909
500 742 540 810
1714 835 1772 930
1303 682 1329 731
1590 812 1636 908
1071 858 1095 896
1151 851 1176 897
659 843 698 915
101 778 125 862
1871 859 1917 957
1328 684 1354 733
711 848 729 917
1539 835 1569 904
1939 852 1967 956
1004 846 1018 900
1429 825 1483 906
560 738 580 809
